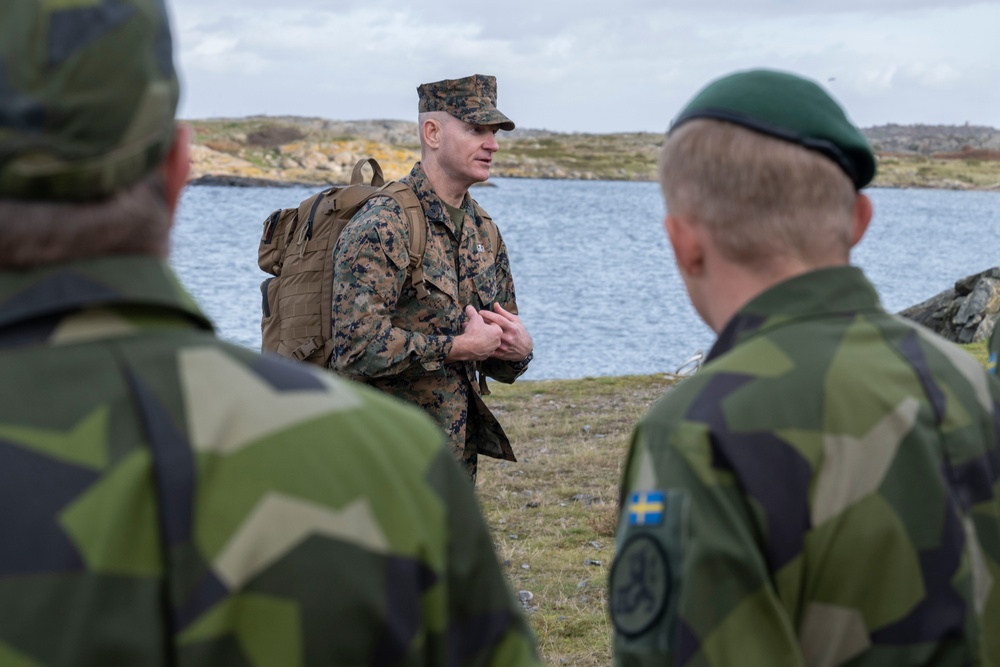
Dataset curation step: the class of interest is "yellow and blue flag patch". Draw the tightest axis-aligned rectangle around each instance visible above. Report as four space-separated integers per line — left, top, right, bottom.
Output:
989 351 997 375
627 490 665 526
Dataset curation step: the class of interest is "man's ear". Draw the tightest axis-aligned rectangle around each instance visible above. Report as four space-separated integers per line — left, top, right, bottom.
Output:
422 116 443 150
665 213 705 277
850 192 873 248
162 123 192 219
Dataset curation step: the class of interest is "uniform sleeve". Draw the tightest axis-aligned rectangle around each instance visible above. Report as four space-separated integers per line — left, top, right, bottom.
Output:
425 448 544 667
989 323 999 375
332 197 453 378
479 232 530 384
611 421 803 667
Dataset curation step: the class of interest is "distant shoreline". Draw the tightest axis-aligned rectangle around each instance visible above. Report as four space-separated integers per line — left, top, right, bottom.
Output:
186 117 1000 191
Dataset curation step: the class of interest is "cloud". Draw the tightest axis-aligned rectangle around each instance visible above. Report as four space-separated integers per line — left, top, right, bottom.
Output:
169 0 1000 131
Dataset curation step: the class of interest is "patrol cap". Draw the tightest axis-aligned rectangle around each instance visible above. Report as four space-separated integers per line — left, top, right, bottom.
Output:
417 74 515 131
671 69 876 189
0 0 180 201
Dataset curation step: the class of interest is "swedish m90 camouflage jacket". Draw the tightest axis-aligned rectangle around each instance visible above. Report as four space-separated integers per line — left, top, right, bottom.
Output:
989 321 998 376
612 266 1000 667
331 162 527 464
0 256 541 667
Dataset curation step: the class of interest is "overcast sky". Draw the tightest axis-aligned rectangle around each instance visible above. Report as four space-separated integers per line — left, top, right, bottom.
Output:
168 0 1000 134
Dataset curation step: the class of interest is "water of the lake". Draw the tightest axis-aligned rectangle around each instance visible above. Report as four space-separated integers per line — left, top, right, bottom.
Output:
171 180 1000 380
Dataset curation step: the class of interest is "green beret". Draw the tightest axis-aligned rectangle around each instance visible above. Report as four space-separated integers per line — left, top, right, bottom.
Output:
0 0 180 201
672 69 876 189
418 74 515 131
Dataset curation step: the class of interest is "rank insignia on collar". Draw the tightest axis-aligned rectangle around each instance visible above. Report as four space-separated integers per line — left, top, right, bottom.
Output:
627 490 665 527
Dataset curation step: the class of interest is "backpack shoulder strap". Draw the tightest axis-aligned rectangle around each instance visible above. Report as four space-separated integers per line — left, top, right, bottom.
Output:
380 181 429 299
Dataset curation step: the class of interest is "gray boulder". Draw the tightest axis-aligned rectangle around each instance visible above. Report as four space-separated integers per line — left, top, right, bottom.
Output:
898 268 1000 343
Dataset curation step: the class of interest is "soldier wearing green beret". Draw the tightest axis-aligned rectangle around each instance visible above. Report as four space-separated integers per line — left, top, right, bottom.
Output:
0 3 541 665
610 69 1000 666
331 74 534 483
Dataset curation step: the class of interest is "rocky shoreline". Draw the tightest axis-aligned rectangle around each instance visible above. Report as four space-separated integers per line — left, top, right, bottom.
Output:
899 268 1000 343
187 117 1000 190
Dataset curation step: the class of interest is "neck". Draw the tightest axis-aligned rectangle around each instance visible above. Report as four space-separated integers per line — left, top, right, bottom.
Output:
420 158 469 208
699 256 847 333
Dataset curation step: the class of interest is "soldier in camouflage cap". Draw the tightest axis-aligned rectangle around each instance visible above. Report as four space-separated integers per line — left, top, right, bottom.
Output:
611 68 1000 666
0 3 543 665
332 74 533 482
418 74 516 131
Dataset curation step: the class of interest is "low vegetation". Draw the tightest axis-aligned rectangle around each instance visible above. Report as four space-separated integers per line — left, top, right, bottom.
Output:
185 117 1000 190
479 373 679 666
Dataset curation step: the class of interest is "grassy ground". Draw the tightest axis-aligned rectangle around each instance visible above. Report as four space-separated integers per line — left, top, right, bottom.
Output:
478 341 990 666
478 374 680 666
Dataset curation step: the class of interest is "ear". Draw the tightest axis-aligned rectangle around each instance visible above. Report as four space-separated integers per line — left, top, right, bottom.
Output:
161 123 192 219
421 116 443 150
665 213 705 277
849 192 873 248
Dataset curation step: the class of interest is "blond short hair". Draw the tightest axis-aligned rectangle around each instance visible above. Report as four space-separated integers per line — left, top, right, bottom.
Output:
658 119 857 268
0 171 171 269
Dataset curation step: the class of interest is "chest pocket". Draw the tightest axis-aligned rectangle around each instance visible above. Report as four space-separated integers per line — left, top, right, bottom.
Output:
472 264 498 310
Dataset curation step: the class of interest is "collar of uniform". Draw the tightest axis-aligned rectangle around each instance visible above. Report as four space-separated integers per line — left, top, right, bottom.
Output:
0 255 214 334
403 161 474 237
706 265 882 363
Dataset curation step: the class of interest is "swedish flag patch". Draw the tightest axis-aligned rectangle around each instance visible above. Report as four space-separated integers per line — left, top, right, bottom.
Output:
989 351 997 375
627 490 665 527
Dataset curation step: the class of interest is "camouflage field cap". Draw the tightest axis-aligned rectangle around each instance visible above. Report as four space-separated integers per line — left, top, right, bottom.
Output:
418 74 515 131
672 69 876 189
0 0 180 201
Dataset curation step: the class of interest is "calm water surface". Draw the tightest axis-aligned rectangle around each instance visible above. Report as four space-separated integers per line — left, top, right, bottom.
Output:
171 180 1000 380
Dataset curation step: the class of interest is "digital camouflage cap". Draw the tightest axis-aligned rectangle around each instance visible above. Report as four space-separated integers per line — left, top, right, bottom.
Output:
672 69 876 189
0 0 179 201
418 74 515 131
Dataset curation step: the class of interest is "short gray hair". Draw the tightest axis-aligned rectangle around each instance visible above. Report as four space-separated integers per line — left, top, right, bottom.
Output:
0 171 171 268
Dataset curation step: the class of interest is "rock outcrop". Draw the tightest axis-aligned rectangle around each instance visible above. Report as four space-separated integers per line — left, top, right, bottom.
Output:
898 268 1000 343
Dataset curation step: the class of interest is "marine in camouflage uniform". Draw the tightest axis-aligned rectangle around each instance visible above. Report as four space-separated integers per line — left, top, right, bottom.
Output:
610 70 1000 666
332 75 533 481
0 4 542 666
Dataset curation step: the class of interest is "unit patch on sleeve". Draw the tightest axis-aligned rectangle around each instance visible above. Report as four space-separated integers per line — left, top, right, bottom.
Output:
609 533 670 637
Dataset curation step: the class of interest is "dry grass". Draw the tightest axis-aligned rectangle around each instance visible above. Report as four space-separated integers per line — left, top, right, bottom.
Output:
477 374 680 666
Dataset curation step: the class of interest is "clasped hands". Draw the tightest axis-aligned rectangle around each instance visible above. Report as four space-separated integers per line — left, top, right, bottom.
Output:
447 303 532 363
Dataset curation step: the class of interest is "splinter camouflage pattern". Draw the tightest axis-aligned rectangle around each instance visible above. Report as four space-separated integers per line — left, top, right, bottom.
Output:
612 266 1000 667
0 257 542 666
989 322 999 376
417 75 515 131
0 0 178 201
331 162 528 475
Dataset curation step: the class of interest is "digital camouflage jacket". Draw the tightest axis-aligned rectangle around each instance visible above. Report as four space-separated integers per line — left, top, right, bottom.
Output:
0 256 541 667
612 266 1000 667
331 162 528 466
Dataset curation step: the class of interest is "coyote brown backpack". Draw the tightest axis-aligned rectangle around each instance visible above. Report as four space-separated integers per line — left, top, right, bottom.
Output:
258 158 426 365
258 157 498 367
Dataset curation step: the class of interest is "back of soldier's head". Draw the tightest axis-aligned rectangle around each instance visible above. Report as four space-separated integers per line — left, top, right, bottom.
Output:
659 69 876 268
0 0 181 267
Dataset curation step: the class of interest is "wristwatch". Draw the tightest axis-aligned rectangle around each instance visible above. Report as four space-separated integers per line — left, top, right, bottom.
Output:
510 350 533 371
